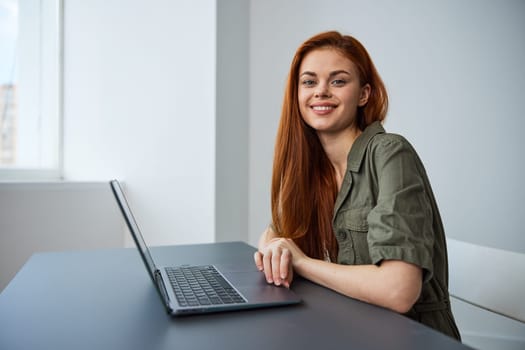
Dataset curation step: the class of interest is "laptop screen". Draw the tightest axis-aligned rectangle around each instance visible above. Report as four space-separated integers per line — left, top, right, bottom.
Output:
110 180 158 282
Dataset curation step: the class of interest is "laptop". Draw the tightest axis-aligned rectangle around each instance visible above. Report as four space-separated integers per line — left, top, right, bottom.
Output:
110 179 301 316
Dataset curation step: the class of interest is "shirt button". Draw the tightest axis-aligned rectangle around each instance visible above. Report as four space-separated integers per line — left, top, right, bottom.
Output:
337 229 347 240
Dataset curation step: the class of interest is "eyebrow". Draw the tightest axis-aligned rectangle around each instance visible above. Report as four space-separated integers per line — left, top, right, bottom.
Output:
299 70 352 78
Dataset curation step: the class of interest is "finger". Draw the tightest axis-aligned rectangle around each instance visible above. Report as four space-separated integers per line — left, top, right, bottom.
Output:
271 248 282 285
280 249 294 288
284 262 294 288
280 248 291 281
262 249 273 283
254 251 263 271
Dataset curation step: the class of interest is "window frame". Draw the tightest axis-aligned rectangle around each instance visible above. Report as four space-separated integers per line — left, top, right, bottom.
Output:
0 0 64 182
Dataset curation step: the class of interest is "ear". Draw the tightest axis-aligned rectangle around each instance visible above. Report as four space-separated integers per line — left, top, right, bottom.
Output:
358 84 371 107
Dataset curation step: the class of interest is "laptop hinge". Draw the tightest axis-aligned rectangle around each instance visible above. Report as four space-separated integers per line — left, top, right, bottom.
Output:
154 270 172 313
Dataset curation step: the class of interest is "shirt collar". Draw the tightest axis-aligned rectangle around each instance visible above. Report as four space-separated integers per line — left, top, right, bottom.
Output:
347 121 385 172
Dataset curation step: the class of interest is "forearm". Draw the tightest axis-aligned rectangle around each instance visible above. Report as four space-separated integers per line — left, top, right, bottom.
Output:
294 257 422 313
254 236 421 312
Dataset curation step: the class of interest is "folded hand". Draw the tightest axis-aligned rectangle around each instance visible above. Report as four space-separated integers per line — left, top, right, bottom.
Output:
253 238 305 288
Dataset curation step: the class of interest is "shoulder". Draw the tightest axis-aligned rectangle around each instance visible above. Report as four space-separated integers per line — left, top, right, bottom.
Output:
370 131 412 148
367 132 418 159
363 131 429 181
348 122 423 174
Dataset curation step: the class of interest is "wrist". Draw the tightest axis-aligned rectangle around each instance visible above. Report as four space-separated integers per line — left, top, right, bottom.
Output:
294 255 312 276
258 226 273 250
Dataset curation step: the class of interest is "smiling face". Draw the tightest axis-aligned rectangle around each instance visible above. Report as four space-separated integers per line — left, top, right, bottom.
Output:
298 48 370 140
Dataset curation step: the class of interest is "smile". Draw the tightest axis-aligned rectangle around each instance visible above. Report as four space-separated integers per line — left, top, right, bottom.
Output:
311 105 336 111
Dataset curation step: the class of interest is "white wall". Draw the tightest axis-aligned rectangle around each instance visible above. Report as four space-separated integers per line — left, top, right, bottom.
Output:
0 182 124 291
63 0 217 245
1 0 252 292
215 0 250 242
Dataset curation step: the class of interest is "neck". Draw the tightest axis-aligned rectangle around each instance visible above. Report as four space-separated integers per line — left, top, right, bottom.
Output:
317 127 362 189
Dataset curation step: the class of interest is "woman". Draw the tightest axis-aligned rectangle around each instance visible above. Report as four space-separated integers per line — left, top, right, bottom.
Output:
253 31 461 340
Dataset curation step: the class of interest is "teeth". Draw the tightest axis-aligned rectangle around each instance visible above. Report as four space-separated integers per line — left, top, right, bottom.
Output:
312 106 334 111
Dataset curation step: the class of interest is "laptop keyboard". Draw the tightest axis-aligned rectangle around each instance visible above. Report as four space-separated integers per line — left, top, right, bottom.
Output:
166 265 246 307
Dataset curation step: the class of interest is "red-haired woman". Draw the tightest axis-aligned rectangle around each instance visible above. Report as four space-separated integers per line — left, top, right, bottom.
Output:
254 31 461 341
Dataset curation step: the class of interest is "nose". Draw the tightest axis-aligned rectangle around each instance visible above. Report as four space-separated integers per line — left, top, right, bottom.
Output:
314 82 331 98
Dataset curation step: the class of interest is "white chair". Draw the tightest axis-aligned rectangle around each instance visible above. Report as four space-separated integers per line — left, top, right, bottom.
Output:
447 238 525 349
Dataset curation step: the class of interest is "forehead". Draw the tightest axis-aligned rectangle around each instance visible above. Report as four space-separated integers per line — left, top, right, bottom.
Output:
299 48 356 74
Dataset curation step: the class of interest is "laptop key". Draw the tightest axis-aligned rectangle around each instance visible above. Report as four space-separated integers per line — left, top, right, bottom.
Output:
166 265 246 307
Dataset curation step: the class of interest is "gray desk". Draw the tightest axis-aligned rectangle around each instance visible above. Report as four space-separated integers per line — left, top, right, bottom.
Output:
0 242 471 350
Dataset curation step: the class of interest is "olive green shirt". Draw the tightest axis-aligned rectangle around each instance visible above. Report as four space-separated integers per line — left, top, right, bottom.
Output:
333 121 461 340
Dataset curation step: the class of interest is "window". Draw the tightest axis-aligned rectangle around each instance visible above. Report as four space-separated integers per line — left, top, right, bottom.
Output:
0 0 62 180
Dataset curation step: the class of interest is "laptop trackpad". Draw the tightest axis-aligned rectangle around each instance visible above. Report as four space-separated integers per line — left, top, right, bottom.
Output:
222 270 301 304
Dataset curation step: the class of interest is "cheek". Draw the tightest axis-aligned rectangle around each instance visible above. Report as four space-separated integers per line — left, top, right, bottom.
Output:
297 90 310 114
339 93 358 110
297 90 306 104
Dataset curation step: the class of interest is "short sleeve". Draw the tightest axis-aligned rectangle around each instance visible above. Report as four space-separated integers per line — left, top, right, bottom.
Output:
366 135 435 283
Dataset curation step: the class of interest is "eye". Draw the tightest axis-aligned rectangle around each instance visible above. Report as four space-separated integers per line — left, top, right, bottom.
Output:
331 79 346 87
300 79 316 87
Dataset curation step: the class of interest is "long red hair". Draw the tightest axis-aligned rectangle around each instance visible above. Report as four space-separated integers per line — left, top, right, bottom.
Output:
271 31 388 261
